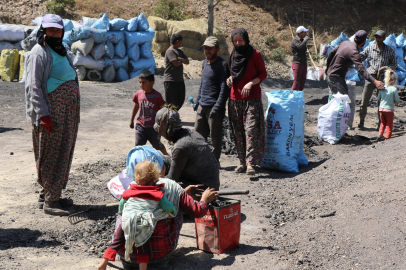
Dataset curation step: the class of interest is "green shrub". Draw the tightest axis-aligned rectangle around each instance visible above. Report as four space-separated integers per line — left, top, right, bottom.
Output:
269 47 286 62
153 0 188 21
264 35 277 46
46 0 76 16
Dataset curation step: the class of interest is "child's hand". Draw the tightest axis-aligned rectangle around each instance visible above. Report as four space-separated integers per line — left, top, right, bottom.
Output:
201 188 218 204
98 258 109 270
130 121 134 129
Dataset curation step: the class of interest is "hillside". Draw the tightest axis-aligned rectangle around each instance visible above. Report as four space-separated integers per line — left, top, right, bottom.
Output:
1 0 405 79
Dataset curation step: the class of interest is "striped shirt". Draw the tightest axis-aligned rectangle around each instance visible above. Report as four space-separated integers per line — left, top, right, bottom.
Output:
360 44 397 75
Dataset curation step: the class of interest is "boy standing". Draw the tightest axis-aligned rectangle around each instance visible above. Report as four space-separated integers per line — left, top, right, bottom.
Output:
130 70 168 155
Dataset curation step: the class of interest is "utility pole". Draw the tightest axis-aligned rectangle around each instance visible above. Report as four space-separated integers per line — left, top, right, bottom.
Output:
208 0 221 36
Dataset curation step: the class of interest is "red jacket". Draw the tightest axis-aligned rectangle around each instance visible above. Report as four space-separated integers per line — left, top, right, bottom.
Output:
230 49 267 100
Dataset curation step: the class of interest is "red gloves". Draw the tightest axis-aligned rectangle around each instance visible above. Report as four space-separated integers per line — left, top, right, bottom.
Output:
40 115 54 131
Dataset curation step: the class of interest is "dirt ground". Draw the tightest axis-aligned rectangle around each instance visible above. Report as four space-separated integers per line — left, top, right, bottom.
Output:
1 76 406 270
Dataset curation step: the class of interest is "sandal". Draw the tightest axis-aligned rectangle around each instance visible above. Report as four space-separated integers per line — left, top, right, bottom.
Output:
246 166 256 176
235 165 246 173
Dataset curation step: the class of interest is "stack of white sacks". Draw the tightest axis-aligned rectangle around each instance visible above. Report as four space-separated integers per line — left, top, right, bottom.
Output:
1 12 156 83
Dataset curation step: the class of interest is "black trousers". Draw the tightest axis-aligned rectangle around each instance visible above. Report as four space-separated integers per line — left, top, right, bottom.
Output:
194 105 225 160
327 76 348 95
164 81 185 110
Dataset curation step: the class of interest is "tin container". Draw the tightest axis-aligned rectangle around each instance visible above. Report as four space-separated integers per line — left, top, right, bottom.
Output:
195 198 241 254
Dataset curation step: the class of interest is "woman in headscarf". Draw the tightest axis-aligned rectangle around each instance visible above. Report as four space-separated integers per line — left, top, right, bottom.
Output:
24 14 79 215
154 105 220 190
226 28 267 176
98 146 218 270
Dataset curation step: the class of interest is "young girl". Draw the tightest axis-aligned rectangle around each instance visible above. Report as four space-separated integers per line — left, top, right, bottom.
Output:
377 69 400 140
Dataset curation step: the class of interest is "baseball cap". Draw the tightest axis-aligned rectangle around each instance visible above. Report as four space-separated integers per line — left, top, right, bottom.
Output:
202 36 219 47
41 14 64 29
354 30 368 42
374 30 386 37
296 26 309 33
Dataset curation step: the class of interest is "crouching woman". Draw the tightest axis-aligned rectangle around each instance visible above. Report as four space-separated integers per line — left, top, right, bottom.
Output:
98 148 218 270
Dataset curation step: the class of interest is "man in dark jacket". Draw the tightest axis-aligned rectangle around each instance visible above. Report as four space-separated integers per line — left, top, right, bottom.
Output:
326 30 384 95
194 36 230 161
154 106 220 190
291 26 310 90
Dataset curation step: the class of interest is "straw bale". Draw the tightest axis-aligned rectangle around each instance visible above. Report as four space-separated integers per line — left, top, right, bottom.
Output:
182 38 203 50
154 30 169 42
147 16 167 30
181 47 205 61
152 41 170 54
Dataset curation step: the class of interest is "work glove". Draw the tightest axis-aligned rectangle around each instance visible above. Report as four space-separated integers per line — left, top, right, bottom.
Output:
193 103 199 111
209 109 219 118
40 115 54 131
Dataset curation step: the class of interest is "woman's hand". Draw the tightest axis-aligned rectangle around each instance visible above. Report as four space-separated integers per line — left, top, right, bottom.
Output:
226 76 233 87
201 188 218 203
241 82 254 97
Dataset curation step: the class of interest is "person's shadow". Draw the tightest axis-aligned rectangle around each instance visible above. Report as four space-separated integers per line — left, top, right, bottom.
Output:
0 228 61 250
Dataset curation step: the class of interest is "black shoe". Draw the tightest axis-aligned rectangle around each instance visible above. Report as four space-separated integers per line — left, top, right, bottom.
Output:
38 195 45 209
43 202 72 216
58 198 74 208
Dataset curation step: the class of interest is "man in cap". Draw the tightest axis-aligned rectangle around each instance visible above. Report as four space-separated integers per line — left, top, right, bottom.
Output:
164 33 189 111
193 36 230 162
291 26 310 90
358 30 397 128
326 30 384 97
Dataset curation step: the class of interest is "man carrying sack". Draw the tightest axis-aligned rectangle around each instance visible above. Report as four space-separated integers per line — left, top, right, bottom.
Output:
326 30 384 95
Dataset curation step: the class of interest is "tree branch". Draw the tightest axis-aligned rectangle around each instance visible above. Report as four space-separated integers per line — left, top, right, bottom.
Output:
213 0 221 7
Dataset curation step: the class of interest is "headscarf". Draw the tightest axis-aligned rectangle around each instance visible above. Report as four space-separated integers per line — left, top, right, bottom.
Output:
229 28 254 84
154 104 183 144
37 25 67 57
126 145 164 181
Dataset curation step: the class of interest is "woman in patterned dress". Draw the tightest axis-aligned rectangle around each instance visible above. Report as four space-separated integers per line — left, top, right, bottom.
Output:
226 28 267 176
25 14 79 215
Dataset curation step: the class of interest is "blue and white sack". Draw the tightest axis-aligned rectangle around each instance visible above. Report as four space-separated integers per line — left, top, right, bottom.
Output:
129 57 156 72
106 31 125 44
262 91 307 173
128 43 140 62
140 42 153 59
125 28 155 49
105 40 115 58
127 17 139 32
110 18 128 31
114 39 126 58
91 13 110 30
104 55 129 71
317 93 351 144
76 26 107 43
138 13 149 31
116 67 129 82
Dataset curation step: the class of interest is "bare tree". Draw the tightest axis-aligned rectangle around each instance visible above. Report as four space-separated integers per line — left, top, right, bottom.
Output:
208 0 221 36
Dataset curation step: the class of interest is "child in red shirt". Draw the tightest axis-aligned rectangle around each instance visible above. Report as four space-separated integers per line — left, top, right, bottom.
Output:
130 70 168 155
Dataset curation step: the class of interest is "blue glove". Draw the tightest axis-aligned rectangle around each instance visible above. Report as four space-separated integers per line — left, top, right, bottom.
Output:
209 109 219 118
193 103 199 111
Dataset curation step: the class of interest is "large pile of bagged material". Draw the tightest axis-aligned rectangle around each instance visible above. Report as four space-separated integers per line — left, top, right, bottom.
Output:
320 32 406 86
147 16 229 61
0 13 156 83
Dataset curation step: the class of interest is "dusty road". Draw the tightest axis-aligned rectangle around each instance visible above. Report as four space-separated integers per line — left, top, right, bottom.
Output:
1 76 406 269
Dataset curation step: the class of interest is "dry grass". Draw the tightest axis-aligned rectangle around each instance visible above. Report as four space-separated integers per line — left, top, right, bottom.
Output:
75 0 149 19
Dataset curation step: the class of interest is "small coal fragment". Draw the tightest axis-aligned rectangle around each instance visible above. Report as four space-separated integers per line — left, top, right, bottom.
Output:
320 211 336 218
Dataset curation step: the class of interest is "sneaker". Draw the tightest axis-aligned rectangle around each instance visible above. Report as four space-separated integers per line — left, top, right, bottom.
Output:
43 202 72 216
